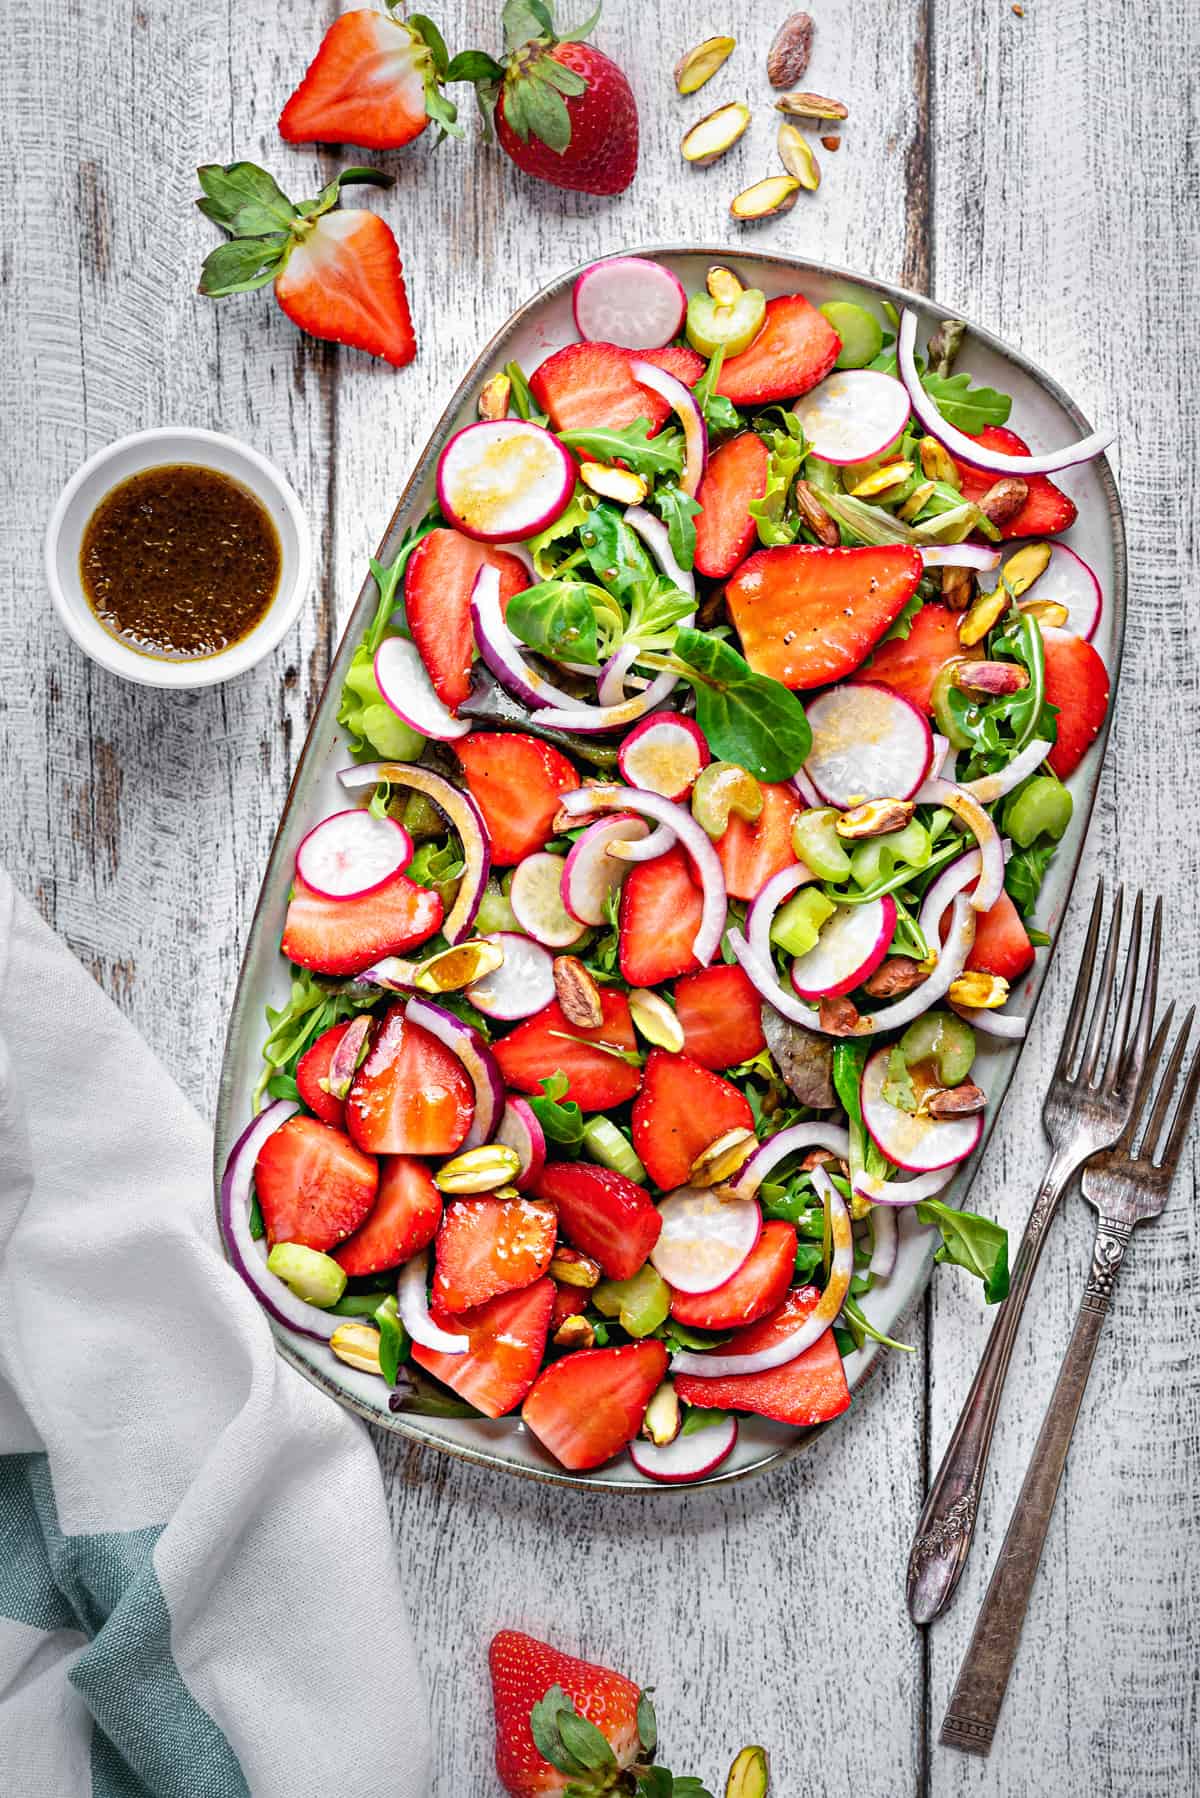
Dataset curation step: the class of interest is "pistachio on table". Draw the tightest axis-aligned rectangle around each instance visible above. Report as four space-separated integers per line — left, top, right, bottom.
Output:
766 12 814 86
730 174 801 221
674 33 736 95
777 121 820 190
774 89 848 121
682 101 752 166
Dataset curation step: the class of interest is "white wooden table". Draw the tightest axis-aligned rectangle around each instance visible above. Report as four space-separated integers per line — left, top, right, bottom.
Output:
4 1 1197 1791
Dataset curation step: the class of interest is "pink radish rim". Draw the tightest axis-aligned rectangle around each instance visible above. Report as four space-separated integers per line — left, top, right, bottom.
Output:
789 894 897 1001
860 1045 983 1171
496 1096 547 1191
338 761 490 945
436 419 575 544
572 258 687 350
295 809 414 901
466 932 556 1021
628 1415 739 1483
373 636 470 742
617 713 710 802
561 815 648 925
804 681 934 805
793 370 911 466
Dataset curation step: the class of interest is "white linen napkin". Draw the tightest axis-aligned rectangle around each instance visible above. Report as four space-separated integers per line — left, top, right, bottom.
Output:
0 868 432 1797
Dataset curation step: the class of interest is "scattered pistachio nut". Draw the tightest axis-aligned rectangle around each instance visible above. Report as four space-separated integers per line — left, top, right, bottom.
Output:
948 970 1010 1009
642 1381 682 1446
579 461 649 505
819 994 860 1035
628 987 686 1052
774 89 848 121
682 101 752 167
690 1126 758 1188
435 1143 522 1194
776 121 820 190
926 318 966 378
918 437 960 486
674 33 736 95
954 659 1029 698
553 1313 596 1351
330 1322 383 1377
414 938 504 993
976 476 1029 527
766 12 814 86
1002 541 1052 596
706 263 744 306
861 956 929 998
799 1147 848 1175
957 585 1010 646
939 565 976 611
848 459 912 499
730 174 801 221
1019 597 1070 629
726 1744 771 1798
550 1246 603 1289
836 797 915 838
553 955 604 1028
897 479 937 523
794 478 840 545
924 1080 987 1118
477 372 511 421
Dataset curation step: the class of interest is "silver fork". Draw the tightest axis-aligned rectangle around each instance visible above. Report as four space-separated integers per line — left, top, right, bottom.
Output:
906 881 1159 1625
940 1003 1200 1753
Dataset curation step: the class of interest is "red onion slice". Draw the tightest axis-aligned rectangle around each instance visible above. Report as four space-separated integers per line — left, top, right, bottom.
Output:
868 1206 898 1278
918 545 1001 571
598 644 641 706
725 1121 851 1202
219 1100 339 1342
958 737 1054 806
404 995 504 1148
338 761 490 944
604 823 677 864
951 1004 1027 1039
854 1164 957 1206
398 1249 468 1354
916 778 1004 911
353 956 420 993
327 1014 374 1100
917 849 983 947
629 360 708 497
746 862 818 965
470 565 579 711
624 504 696 601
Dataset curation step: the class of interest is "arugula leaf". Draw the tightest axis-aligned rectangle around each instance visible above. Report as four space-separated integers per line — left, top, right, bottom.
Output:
526 486 593 575
692 348 741 440
916 1199 1010 1303
841 1293 916 1353
505 578 600 664
528 1072 585 1152
832 1040 893 1186
748 408 806 547
669 627 812 782
652 482 702 572
1005 838 1057 917
879 590 924 644
920 369 1012 433
558 419 686 479
948 605 1056 780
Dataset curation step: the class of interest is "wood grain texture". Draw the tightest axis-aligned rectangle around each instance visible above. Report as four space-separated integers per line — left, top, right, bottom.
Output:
1 1 1196 1793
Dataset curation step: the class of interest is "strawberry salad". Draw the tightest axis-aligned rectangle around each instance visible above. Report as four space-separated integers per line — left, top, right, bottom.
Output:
220 256 1114 1480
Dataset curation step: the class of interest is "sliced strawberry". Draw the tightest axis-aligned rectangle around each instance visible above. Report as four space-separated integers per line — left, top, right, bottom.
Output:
631 1050 754 1193
716 295 841 408
433 1197 557 1313
674 1286 851 1426
967 890 1036 982
333 1153 442 1276
639 344 706 387
489 1630 641 1797
693 432 771 581
618 844 703 986
282 871 442 976
521 1341 669 1471
674 964 766 1070
948 425 1078 539
414 1279 555 1420
1042 632 1109 779
670 1220 798 1331
494 990 642 1113
534 1163 662 1281
295 1020 352 1127
715 780 802 902
529 341 676 436
253 1114 378 1252
274 210 416 368
345 1003 474 1155
278 11 432 150
856 602 963 716
550 1283 590 1330
403 530 531 712
726 543 925 690
455 733 579 867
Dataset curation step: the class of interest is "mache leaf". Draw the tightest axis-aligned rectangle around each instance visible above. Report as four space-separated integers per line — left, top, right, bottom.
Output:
669 627 812 782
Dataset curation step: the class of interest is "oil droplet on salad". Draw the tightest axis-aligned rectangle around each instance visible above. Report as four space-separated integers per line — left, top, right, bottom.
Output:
79 463 281 660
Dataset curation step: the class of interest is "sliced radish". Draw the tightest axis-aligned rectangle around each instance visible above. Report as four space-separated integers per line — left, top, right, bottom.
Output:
804 683 933 807
573 257 687 350
617 714 710 801
295 809 413 901
1006 542 1101 639
403 995 504 1150
466 932 556 1020
561 815 649 924
338 761 490 944
508 853 587 948
747 862 819 965
790 897 897 1000
650 1187 762 1295
437 419 575 543
725 1121 851 1202
495 1095 547 1191
629 360 707 497
793 370 911 466
398 1250 468 1355
374 637 470 740
861 1045 982 1171
629 1415 739 1483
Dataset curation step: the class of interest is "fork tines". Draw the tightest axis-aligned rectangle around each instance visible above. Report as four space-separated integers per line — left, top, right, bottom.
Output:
1055 881 1161 1101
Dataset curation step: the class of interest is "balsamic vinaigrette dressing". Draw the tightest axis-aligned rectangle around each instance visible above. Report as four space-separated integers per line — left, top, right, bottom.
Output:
80 464 281 660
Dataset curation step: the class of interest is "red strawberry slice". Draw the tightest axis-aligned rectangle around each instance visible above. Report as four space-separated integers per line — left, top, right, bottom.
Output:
726 543 925 690
254 1114 378 1252
674 964 766 1070
694 432 771 580
1042 632 1109 779
433 1197 557 1313
521 1341 669 1471
618 844 703 986
534 1163 662 1281
716 294 841 407
631 1050 754 1193
670 1220 798 1331
488 1629 642 1797
296 1021 353 1127
405 530 531 712
529 342 677 437
455 733 579 867
674 1286 851 1425
494 991 642 1113
966 890 1036 982
947 425 1078 539
282 872 443 976
550 1283 590 1330
856 602 963 716
345 1003 474 1156
414 1279 555 1420
333 1153 442 1277
278 11 432 150
715 780 802 902
274 210 416 368
639 343 706 387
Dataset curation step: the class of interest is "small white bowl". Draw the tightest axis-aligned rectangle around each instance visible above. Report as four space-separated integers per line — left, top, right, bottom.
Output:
45 427 313 689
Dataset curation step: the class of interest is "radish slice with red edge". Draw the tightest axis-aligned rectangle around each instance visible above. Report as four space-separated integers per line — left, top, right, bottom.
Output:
629 360 707 497
495 1096 547 1191
790 896 897 1000
854 1164 957 1206
860 1045 983 1170
919 544 1001 571
508 852 587 948
650 1187 762 1294
466 931 556 1020
339 761 490 944
793 370 911 466
629 1414 738 1483
295 809 413 901
398 1249 468 1354
869 1206 898 1278
791 764 822 808
436 419 575 543
747 862 819 966
617 714 709 801
803 682 933 807
404 995 504 1149
374 637 470 741
573 258 687 349
915 778 1004 911
219 1100 338 1342
1004 541 1101 638
898 310 1114 474
725 1121 851 1202
561 815 649 924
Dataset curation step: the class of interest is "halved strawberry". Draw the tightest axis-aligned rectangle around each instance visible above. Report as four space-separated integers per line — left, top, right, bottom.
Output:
856 602 963 716
253 1114 378 1252
726 544 925 690
488 1630 642 1797
414 1279 555 1420
693 432 771 581
432 1197 557 1312
282 872 443 976
274 210 416 368
618 844 702 986
521 1341 669 1471
296 1020 352 1127
455 733 579 867
494 991 642 1112
631 1050 754 1192
715 780 801 902
534 1163 662 1281
404 530 531 712
716 294 841 407
529 342 676 436
674 964 766 1070
333 1153 442 1276
279 11 437 150
1042 631 1109 779
948 425 1078 539
674 1286 851 1425
670 1220 798 1331
639 344 706 387
345 1003 474 1155
967 890 1036 982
